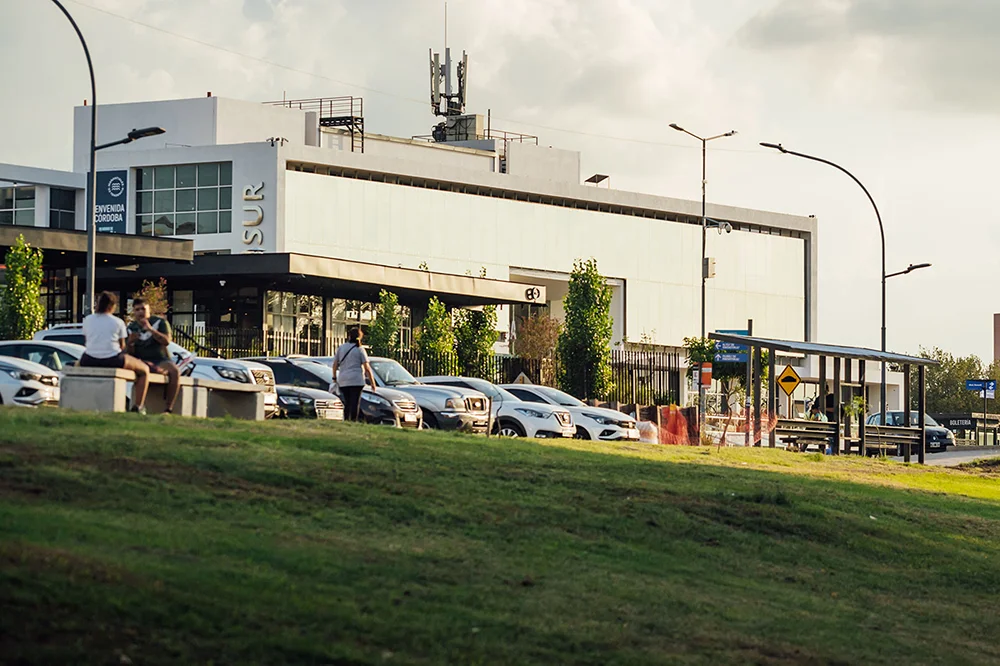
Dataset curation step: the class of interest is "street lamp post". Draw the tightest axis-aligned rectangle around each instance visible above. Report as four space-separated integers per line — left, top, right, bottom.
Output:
760 143 929 427
671 123 737 437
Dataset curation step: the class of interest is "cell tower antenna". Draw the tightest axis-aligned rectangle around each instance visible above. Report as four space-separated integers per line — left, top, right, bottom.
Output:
428 2 468 119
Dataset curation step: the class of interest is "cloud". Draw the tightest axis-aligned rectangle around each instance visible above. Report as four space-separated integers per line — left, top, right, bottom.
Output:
736 0 1000 113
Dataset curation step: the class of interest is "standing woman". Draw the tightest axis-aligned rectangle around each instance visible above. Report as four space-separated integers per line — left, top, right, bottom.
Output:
331 326 377 422
80 291 151 414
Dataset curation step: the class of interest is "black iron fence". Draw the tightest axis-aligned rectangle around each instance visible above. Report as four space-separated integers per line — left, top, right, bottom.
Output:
173 326 681 404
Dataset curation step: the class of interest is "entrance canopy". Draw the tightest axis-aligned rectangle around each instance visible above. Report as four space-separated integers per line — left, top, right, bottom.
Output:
104 252 547 307
1 226 193 269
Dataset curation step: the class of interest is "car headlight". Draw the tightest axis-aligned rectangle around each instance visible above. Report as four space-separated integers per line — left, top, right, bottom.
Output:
278 395 301 406
6 369 40 382
300 396 315 406
583 412 615 426
444 397 467 411
515 407 549 419
361 392 392 408
214 366 250 383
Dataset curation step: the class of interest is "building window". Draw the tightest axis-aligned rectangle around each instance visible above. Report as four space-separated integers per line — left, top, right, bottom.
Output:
0 185 36 226
266 291 324 344
135 162 232 236
49 188 77 230
328 298 412 349
41 269 73 324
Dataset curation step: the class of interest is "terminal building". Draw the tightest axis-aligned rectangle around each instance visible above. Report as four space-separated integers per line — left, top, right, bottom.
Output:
2 52 906 410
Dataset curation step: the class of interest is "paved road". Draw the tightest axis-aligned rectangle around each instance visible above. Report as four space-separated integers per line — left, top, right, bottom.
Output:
893 447 1000 467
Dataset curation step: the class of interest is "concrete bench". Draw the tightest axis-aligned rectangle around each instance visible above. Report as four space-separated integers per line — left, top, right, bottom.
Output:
60 367 265 420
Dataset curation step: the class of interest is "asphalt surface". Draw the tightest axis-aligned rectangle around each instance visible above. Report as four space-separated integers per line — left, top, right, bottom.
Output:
892 447 1000 467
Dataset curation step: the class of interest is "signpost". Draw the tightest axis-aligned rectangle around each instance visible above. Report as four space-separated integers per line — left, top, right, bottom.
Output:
965 379 996 444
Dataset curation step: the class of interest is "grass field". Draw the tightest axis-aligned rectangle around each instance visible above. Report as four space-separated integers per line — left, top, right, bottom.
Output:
2 408 1000 665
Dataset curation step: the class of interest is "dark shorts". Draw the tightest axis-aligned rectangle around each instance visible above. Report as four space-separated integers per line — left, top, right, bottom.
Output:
80 352 126 369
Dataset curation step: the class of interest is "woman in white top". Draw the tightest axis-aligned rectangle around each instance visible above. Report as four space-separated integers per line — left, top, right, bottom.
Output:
80 291 151 414
330 326 376 422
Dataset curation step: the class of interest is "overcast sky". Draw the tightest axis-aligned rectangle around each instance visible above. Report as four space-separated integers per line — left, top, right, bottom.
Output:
2 0 995 359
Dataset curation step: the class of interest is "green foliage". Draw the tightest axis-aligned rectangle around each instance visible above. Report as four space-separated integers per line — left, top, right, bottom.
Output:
367 290 401 358
131 277 169 319
557 258 613 400
684 336 768 412
0 235 45 340
454 305 498 379
911 347 988 414
415 296 454 357
512 312 561 360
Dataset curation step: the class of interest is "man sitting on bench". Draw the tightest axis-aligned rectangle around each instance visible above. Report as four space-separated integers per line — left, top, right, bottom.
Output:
127 298 180 414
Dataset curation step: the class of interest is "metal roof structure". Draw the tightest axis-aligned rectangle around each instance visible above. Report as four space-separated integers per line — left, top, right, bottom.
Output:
708 333 939 366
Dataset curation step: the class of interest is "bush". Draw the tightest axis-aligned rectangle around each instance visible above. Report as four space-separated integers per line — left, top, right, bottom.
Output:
367 290 401 358
557 258 613 400
0 235 45 341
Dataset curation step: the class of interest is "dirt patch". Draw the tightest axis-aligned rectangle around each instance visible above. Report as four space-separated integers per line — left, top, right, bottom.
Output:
0 541 146 587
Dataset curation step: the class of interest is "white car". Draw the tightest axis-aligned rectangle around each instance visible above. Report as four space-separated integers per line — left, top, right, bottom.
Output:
31 325 279 417
0 356 61 407
501 384 640 441
418 375 575 438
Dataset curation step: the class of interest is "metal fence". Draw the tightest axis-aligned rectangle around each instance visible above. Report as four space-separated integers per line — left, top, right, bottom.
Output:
173 326 682 404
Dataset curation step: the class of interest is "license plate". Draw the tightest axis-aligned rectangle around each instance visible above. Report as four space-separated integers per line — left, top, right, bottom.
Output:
404 413 417 423
318 409 342 420
626 429 640 440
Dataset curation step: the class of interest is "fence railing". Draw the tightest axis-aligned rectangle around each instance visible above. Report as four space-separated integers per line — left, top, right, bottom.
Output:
173 326 681 405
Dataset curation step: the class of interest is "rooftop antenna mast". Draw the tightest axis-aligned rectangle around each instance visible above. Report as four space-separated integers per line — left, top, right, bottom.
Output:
429 1 468 118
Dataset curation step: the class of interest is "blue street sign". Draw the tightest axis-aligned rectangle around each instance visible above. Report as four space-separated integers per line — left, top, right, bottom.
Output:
965 379 995 392
715 353 748 363
715 329 749 352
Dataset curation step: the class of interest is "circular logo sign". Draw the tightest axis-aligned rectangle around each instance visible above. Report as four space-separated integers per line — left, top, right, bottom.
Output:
107 176 125 198
524 287 541 301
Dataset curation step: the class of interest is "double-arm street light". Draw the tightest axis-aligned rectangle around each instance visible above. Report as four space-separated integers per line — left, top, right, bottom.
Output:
48 0 164 316
670 123 737 431
760 142 930 425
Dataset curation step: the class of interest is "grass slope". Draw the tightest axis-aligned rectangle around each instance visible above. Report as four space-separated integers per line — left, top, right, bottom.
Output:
2 408 1000 665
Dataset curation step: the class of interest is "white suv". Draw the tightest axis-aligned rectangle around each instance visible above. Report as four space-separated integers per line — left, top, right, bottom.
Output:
502 384 640 441
33 324 278 417
0 356 61 406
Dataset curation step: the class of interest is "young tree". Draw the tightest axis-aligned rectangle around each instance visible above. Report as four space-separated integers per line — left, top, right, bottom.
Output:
557 258 613 400
367 290 401 358
512 312 561 359
130 277 169 319
910 347 985 414
0 235 45 341
454 305 498 379
416 296 456 376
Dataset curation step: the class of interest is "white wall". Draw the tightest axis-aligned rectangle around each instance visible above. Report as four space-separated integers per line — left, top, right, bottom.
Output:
321 131 497 173
505 143 580 184
282 171 807 346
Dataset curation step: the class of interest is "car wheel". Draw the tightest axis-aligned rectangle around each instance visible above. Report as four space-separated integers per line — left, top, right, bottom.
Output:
422 413 439 430
574 427 591 440
497 419 526 438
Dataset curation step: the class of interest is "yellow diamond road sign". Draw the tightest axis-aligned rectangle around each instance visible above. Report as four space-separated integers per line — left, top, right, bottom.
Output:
777 365 801 396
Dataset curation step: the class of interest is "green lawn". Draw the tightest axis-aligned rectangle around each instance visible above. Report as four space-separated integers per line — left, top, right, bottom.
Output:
2 407 999 665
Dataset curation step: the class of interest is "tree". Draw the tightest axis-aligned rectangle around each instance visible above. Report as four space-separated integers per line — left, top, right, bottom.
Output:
130 278 168 319
910 347 985 414
512 312 561 360
454 305 498 379
684 337 768 413
557 258 613 400
367 290 401 358
416 296 456 376
0 235 45 341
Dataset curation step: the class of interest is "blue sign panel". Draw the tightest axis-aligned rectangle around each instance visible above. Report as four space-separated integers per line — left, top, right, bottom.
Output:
715 353 749 363
966 380 987 391
716 341 746 351
93 170 128 234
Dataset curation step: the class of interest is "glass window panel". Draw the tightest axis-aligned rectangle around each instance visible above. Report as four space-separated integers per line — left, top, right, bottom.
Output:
0 211 12 225
196 211 218 234
137 215 153 235
14 210 33 226
154 190 174 214
137 168 154 190
50 188 76 211
173 290 194 312
0 187 13 209
153 214 174 236
15 187 35 208
266 291 281 314
218 210 231 233
219 162 232 186
154 166 174 189
49 211 59 228
176 165 197 188
175 189 196 212
197 187 219 211
219 186 232 210
137 191 153 214
175 213 196 235
281 293 296 315
173 314 194 328
197 163 219 187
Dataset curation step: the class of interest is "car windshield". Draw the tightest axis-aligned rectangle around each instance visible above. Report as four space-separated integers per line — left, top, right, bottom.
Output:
874 412 940 427
456 377 519 402
294 361 334 384
370 359 418 386
533 386 586 407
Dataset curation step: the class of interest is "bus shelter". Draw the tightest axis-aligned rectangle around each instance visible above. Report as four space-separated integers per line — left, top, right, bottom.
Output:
708 333 939 464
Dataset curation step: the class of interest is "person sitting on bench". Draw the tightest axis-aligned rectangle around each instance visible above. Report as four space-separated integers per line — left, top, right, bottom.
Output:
127 297 180 414
80 291 150 414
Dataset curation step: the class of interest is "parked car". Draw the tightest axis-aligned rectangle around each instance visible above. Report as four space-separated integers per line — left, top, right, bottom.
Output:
419 375 575 438
33 324 279 417
277 385 344 420
247 357 422 428
501 384 640 441
865 411 954 453
0 340 84 373
0 356 60 407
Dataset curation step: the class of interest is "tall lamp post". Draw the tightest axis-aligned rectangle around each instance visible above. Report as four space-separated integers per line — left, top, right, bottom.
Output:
670 123 737 434
760 142 929 425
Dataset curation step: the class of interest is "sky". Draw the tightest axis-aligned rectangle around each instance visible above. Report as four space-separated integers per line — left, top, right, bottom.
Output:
1 0 996 360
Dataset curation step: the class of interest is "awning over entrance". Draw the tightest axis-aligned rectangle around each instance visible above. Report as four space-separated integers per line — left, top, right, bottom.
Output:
1 227 193 269
100 252 546 307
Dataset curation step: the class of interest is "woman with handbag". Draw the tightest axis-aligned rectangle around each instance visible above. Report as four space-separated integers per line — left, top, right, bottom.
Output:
330 326 377 422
